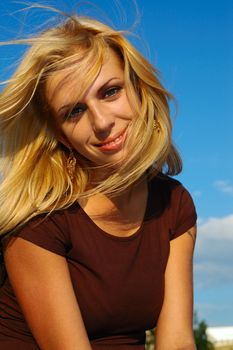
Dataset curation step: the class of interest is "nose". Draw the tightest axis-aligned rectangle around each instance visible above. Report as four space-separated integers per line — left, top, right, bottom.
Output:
88 102 115 139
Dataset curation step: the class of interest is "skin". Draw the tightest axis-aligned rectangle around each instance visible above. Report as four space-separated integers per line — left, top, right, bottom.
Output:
4 49 197 350
46 49 135 175
4 238 92 350
155 225 197 350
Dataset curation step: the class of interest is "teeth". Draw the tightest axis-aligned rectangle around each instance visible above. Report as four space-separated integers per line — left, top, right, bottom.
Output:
95 132 124 148
104 135 122 146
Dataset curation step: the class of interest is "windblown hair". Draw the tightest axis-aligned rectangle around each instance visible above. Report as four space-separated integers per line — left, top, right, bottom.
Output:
0 11 182 236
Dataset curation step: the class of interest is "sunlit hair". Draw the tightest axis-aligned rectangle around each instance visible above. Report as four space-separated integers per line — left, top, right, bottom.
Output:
0 11 182 236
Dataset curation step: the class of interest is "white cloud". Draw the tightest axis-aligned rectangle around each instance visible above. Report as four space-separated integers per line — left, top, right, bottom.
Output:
214 180 233 196
197 215 233 240
194 214 233 288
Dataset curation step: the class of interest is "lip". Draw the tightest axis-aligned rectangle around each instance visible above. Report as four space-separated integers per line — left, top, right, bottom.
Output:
94 128 127 152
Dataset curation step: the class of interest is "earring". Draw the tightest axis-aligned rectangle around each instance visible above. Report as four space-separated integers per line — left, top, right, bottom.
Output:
67 148 76 180
153 119 161 132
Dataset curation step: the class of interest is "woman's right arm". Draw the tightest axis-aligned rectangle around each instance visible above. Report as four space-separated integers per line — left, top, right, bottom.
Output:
4 237 92 350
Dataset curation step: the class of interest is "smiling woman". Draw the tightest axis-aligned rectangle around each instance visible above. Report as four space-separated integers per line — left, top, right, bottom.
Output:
0 6 197 350
47 49 135 168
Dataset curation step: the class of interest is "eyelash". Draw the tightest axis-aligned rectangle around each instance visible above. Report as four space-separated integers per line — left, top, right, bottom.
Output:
102 86 122 98
64 85 123 120
66 104 86 120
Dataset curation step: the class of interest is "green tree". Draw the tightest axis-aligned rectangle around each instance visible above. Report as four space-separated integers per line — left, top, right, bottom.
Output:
193 311 214 350
146 311 215 350
145 328 155 350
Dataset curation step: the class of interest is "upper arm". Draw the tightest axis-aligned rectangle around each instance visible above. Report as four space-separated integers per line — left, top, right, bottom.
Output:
155 226 197 350
4 237 92 350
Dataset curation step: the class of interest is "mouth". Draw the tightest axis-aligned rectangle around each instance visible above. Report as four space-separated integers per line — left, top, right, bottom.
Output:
94 128 127 152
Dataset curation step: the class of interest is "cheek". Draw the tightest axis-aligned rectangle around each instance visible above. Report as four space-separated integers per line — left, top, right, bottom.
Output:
113 105 133 120
61 121 90 147
121 97 135 119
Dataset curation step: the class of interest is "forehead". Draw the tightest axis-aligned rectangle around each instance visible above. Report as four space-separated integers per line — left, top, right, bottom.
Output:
45 49 124 112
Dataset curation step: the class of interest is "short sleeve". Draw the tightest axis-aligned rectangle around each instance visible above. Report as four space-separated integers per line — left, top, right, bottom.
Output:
170 186 197 240
3 212 71 257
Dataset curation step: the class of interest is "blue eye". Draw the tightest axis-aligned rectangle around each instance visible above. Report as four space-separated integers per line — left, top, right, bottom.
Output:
65 104 86 120
103 86 122 98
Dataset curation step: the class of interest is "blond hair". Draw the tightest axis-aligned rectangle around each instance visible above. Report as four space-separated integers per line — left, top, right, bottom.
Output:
0 12 182 236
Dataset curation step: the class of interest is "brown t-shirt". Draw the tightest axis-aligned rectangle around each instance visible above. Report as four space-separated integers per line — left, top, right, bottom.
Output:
0 175 197 349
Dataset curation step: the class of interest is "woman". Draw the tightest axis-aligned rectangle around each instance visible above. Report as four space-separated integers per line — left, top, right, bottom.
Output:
0 10 197 350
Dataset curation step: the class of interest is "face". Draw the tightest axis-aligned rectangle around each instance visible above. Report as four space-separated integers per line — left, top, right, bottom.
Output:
46 49 135 168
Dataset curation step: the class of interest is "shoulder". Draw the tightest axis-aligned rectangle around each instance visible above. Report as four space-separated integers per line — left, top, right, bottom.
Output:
148 173 187 213
148 173 197 239
149 173 193 203
2 203 82 257
149 172 182 190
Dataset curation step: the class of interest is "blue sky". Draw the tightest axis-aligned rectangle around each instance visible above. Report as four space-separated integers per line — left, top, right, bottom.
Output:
0 0 232 327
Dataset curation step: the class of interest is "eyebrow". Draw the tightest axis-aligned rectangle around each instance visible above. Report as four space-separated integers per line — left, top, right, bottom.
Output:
57 77 122 114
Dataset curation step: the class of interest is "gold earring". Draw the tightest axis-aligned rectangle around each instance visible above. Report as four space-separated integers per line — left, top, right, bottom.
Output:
153 119 161 132
67 148 76 180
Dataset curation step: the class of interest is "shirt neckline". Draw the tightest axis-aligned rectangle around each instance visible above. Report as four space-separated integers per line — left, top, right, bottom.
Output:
77 180 153 242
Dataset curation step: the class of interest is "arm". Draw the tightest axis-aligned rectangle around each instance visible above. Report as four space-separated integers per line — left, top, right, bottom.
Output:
155 225 197 350
4 237 92 350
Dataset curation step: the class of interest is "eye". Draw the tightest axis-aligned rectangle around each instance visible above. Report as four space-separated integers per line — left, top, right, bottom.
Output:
103 86 122 99
65 103 87 120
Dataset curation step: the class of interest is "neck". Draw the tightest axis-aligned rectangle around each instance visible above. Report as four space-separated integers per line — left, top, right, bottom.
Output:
79 176 148 224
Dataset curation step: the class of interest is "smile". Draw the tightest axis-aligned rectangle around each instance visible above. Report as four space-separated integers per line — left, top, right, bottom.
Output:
95 129 127 152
